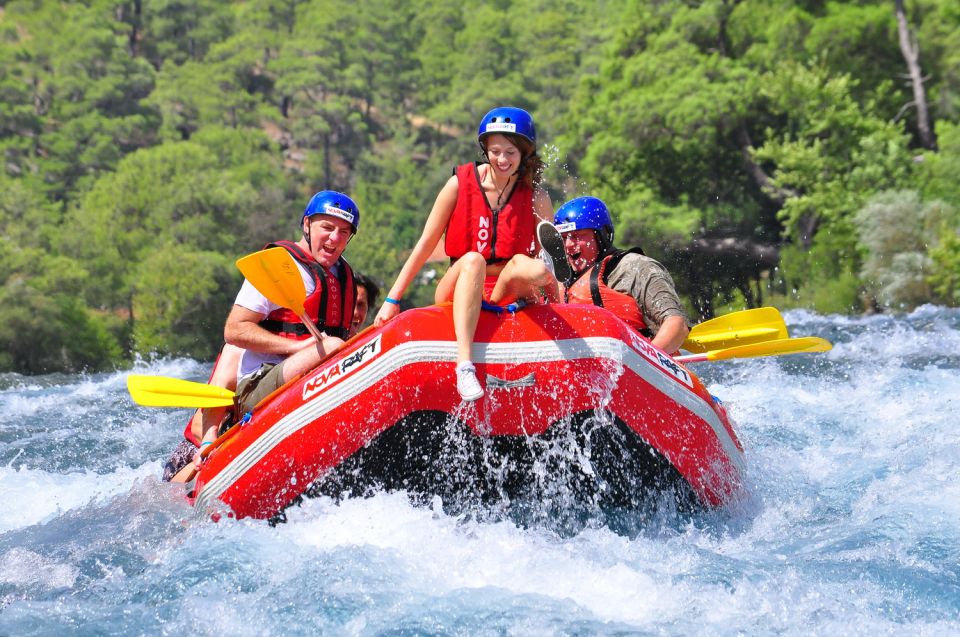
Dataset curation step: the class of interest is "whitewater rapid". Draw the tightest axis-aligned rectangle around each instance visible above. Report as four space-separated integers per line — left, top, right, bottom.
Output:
1 307 957 635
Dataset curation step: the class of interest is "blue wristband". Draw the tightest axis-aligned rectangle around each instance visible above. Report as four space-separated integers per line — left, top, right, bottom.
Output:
385 297 401 306
200 441 213 447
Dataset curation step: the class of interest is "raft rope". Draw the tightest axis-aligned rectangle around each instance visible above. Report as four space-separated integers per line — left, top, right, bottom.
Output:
480 299 527 314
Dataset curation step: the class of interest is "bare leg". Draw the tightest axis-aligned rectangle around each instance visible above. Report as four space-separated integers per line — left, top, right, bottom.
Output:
452 254 485 362
186 410 203 445
172 340 342 485
434 253 486 401
489 254 560 305
434 259 461 302
170 462 197 484
191 344 245 440
171 345 246 484
435 252 485 363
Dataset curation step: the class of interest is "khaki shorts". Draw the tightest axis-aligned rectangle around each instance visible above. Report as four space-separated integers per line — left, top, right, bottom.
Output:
234 361 287 416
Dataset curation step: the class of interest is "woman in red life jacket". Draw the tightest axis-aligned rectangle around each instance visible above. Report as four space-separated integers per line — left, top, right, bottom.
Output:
554 196 690 355
374 107 560 402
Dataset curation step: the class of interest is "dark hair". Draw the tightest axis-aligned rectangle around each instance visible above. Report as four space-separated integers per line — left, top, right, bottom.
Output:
353 271 380 307
480 133 545 189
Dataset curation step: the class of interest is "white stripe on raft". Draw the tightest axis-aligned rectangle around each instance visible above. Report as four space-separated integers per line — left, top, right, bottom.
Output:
194 337 744 513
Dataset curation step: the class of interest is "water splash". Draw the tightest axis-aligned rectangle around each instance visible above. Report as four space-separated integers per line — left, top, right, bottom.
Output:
1 309 958 634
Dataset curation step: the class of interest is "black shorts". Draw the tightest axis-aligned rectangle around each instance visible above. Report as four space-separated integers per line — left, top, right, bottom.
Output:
162 438 196 482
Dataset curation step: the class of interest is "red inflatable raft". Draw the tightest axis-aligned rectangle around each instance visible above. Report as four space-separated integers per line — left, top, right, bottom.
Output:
190 303 746 521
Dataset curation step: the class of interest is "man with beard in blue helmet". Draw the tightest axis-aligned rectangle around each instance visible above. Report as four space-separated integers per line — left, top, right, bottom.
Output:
553 196 689 354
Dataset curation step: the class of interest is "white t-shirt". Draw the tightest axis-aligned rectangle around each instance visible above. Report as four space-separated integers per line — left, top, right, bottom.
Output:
235 260 317 381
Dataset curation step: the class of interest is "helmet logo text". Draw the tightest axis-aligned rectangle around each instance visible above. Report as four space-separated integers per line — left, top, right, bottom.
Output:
485 122 517 134
323 205 355 224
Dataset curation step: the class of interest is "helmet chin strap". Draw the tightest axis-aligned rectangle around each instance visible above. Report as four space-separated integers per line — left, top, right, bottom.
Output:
595 228 617 258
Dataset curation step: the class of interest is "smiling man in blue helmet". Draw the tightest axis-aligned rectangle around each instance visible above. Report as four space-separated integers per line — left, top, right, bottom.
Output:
162 190 361 482
554 196 690 355
224 190 360 419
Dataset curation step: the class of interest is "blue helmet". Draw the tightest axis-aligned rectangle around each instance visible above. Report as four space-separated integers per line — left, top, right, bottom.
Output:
553 196 612 233
477 107 536 147
302 190 360 233
553 196 615 252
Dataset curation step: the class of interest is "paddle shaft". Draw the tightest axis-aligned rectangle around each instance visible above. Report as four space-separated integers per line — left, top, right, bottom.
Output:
293 309 327 343
675 336 832 363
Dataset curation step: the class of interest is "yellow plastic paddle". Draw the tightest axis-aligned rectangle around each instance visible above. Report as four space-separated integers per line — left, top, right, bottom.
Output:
127 375 235 408
235 246 326 342
683 307 789 353
674 336 832 363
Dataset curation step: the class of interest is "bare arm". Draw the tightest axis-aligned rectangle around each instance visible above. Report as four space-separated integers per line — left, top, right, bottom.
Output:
531 187 555 252
651 315 689 354
375 176 459 325
224 304 314 357
533 187 554 224
605 254 689 353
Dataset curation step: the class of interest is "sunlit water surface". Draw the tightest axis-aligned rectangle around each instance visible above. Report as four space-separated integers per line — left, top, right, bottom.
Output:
1 308 958 635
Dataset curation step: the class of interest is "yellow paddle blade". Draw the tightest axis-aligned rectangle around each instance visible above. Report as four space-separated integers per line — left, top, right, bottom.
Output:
235 247 307 316
684 307 789 353
127 375 235 408
703 336 832 361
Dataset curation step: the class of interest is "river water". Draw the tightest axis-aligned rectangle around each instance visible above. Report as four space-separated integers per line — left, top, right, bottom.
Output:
1 307 958 636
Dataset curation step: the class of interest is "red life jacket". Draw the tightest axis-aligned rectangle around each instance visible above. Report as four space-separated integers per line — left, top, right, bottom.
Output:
257 240 356 341
444 162 536 262
565 249 652 337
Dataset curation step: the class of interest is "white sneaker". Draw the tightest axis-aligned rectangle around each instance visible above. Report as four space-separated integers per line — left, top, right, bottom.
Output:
537 220 573 284
456 362 484 402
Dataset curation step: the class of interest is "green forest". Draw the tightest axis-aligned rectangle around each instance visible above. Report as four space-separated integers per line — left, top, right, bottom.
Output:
1 0 958 374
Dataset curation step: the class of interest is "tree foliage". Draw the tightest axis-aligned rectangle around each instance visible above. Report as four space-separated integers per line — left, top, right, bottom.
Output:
132 245 239 358
0 0 958 373
856 190 955 309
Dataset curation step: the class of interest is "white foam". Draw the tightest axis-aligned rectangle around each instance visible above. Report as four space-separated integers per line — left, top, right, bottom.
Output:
2 313 959 634
272 495 691 625
0 547 79 589
0 462 159 532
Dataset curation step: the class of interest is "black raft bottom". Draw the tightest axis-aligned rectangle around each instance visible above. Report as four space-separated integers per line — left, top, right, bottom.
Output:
277 410 703 534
